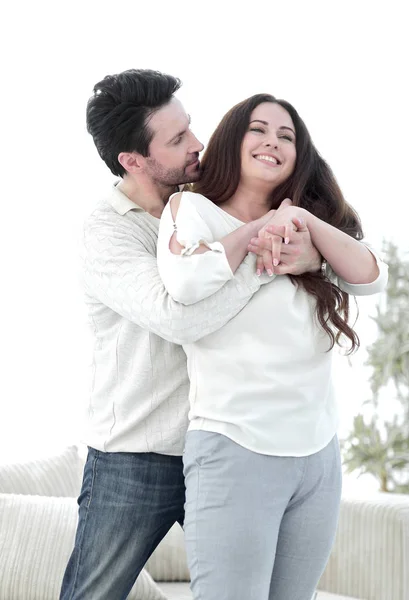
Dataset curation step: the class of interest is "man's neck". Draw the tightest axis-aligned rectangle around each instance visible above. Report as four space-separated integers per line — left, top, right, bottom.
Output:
118 176 178 218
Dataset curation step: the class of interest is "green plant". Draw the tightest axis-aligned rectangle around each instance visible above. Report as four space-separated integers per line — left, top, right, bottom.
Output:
342 242 409 493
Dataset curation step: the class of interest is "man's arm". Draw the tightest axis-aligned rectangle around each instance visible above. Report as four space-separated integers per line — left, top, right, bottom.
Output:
168 192 283 273
159 193 319 304
83 217 263 345
83 205 322 346
159 192 277 304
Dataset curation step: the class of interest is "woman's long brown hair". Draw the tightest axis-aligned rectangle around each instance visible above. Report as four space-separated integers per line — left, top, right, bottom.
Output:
194 94 362 353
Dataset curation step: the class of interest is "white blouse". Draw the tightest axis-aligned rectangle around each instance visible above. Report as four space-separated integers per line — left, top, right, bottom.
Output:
157 191 388 456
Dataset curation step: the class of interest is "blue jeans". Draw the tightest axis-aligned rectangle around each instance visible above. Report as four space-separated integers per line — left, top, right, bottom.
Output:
184 432 342 600
60 448 185 600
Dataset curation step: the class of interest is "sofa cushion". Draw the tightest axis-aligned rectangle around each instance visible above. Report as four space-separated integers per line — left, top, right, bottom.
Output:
0 493 166 600
147 523 190 582
0 445 84 497
319 493 409 600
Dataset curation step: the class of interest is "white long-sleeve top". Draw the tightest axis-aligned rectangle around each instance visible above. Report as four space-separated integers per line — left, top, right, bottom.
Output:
81 184 269 454
157 191 388 456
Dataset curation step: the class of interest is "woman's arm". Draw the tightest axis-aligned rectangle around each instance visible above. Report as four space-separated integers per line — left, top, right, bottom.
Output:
263 205 388 295
168 192 273 272
157 192 274 305
158 193 326 305
304 213 379 284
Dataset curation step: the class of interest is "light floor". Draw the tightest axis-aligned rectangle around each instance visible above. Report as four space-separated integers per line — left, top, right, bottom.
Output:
158 582 361 600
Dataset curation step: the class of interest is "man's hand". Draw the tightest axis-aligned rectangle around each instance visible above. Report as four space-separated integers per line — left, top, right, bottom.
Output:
253 198 295 275
248 217 322 276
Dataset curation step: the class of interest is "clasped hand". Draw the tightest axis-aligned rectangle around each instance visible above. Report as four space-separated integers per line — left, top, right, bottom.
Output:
249 200 319 276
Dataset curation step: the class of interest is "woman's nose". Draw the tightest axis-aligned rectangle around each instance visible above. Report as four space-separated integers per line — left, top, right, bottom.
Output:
264 138 278 149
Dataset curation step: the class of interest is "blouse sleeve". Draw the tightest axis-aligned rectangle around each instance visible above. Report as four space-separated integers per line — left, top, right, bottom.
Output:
324 243 388 296
157 192 235 305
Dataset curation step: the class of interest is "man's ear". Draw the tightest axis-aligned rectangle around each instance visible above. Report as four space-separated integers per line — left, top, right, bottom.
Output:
118 152 146 175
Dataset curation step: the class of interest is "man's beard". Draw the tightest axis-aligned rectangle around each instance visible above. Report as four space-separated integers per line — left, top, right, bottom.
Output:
145 157 201 187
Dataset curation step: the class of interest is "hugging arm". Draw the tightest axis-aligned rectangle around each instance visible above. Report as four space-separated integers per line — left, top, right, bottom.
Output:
83 215 266 345
255 205 388 294
157 192 324 307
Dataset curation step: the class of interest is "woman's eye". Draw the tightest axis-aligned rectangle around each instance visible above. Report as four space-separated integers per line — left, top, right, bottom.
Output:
279 134 294 142
174 136 182 145
250 127 265 134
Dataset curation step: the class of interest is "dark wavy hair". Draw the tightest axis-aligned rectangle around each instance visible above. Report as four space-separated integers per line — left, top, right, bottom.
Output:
86 69 181 177
194 94 363 353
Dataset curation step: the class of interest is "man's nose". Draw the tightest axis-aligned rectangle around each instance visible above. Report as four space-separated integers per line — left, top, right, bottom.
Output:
190 132 204 153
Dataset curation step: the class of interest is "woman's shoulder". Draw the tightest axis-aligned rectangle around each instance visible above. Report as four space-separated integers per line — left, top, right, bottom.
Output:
177 190 214 208
168 190 220 218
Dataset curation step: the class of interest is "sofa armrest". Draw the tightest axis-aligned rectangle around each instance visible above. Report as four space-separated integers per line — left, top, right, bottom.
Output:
319 493 409 600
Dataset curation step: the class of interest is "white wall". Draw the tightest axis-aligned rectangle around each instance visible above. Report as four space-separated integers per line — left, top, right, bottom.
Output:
1 1 407 481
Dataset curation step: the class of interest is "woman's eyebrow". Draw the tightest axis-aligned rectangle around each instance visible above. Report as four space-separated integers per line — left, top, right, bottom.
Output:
279 126 296 136
249 120 296 136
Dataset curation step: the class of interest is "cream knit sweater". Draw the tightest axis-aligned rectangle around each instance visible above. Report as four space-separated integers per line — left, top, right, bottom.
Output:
81 184 268 454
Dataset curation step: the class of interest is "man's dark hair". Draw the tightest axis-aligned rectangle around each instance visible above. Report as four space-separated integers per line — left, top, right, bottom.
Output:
86 69 182 176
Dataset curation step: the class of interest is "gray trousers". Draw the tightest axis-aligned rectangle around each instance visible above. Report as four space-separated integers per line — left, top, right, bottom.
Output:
183 431 342 600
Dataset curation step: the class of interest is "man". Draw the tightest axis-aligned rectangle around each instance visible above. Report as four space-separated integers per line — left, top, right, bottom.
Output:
60 69 321 599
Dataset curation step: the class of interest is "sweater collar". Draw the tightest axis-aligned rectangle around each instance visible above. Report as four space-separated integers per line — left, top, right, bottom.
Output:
108 182 144 216
108 181 186 216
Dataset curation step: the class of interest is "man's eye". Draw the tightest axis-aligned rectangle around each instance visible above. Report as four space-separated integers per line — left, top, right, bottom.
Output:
174 136 182 145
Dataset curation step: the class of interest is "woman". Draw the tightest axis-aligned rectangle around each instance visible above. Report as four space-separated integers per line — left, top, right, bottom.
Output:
157 94 387 600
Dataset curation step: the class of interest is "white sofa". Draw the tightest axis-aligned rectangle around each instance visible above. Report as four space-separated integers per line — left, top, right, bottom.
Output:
0 446 408 600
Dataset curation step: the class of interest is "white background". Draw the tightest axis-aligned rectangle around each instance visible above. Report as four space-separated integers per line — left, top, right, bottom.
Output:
1 1 407 492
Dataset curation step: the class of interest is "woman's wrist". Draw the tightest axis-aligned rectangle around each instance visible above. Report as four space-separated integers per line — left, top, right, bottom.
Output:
300 207 314 230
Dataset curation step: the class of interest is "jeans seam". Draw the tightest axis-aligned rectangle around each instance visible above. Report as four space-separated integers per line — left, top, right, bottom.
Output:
67 450 99 600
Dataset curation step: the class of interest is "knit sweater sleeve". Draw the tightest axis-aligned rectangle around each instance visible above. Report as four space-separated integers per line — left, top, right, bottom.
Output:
82 210 262 345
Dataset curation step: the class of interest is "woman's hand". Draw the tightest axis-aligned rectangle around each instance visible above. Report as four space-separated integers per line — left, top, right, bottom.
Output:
249 220 322 275
256 200 306 275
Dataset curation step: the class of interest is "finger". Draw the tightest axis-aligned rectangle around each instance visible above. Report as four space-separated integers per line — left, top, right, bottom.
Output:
277 197 293 211
272 263 292 275
292 217 308 232
262 247 274 276
256 252 264 276
264 224 287 238
248 236 272 255
251 233 296 251
284 222 291 245
271 234 282 267
248 243 262 255
249 239 292 259
249 236 278 252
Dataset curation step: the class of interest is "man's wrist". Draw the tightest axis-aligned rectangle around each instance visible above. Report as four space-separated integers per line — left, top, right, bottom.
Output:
308 248 324 274
310 255 327 274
